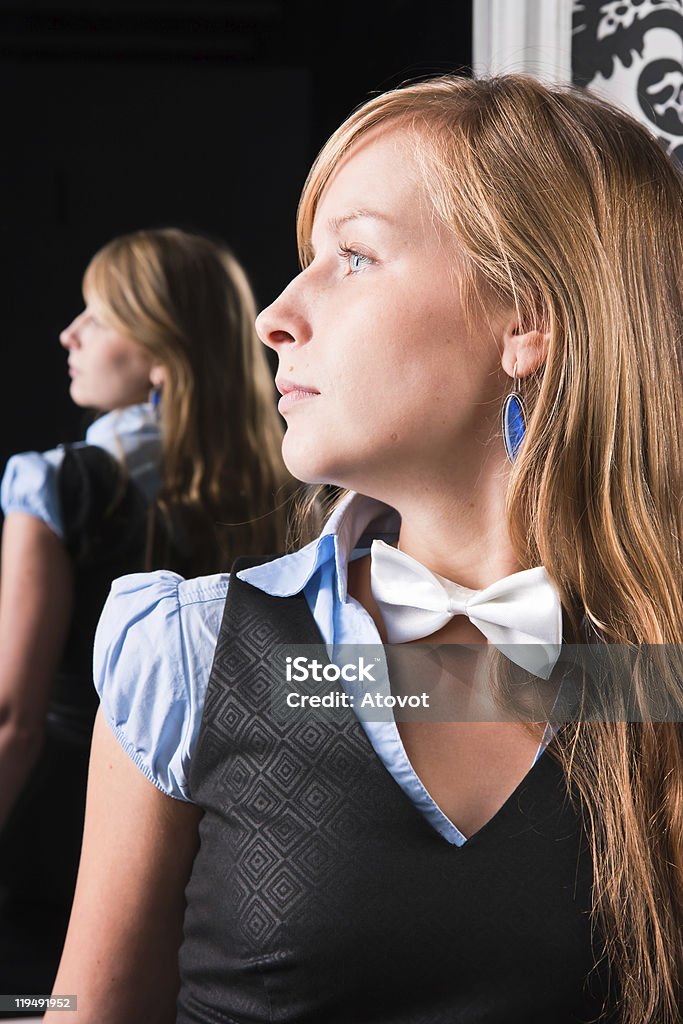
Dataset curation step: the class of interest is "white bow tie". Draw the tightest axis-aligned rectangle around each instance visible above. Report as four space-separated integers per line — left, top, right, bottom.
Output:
369 540 562 679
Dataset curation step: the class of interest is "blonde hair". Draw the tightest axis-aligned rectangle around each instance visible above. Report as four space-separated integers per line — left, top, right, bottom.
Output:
296 75 683 1022
84 227 294 573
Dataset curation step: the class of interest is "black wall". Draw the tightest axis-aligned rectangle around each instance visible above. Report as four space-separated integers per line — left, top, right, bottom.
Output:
0 0 472 469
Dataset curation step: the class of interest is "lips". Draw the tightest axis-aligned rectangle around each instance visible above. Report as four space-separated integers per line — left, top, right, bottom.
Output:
275 377 320 414
275 378 319 397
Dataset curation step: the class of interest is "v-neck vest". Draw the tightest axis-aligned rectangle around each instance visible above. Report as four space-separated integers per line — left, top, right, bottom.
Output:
177 561 615 1024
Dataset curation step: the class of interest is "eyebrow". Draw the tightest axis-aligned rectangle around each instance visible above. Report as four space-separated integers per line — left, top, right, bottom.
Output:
302 207 395 264
327 208 395 232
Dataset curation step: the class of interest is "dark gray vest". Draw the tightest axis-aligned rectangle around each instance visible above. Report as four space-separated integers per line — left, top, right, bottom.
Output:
177 563 614 1024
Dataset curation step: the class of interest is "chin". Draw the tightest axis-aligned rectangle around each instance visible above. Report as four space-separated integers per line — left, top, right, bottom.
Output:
69 382 90 408
281 436 349 487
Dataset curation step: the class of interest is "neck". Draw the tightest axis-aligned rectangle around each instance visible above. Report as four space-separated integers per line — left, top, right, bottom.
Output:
378 449 522 590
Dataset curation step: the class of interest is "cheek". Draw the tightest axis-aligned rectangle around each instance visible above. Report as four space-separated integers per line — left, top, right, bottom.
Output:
101 340 150 378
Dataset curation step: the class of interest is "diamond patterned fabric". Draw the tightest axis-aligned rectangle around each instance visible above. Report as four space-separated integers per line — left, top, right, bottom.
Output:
176 560 615 1024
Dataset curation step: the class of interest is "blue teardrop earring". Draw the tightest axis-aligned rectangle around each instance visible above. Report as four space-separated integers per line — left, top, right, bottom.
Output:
502 362 527 462
150 385 162 415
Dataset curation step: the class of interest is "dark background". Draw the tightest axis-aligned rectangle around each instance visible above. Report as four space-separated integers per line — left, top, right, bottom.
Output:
0 0 472 473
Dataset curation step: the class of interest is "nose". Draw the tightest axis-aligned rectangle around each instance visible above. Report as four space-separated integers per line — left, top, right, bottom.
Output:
255 273 312 351
60 311 85 350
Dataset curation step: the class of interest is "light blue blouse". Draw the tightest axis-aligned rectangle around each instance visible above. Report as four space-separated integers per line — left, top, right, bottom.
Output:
0 403 162 539
94 491 549 848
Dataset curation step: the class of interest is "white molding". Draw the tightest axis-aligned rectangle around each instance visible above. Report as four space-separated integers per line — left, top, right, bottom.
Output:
473 0 573 83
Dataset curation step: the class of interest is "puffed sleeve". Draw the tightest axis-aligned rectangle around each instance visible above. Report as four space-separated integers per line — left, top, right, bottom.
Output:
93 569 229 802
0 449 66 537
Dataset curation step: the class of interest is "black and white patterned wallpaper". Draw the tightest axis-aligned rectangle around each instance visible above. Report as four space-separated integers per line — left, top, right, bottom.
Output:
573 0 683 162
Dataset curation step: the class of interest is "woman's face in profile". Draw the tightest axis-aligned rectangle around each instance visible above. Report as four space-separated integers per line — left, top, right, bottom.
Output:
255 126 511 496
59 301 156 412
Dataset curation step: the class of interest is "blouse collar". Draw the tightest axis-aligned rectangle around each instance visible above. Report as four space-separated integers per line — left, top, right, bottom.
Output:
237 492 400 602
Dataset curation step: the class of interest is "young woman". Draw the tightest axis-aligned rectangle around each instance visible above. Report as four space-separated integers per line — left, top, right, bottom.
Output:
48 77 682 1023
0 227 292 995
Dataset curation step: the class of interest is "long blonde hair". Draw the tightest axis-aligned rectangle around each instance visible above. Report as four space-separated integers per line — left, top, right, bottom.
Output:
296 75 683 1022
84 227 293 573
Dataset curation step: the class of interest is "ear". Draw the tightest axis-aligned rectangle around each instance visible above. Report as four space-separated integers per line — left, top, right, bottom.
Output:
500 315 550 379
149 363 167 390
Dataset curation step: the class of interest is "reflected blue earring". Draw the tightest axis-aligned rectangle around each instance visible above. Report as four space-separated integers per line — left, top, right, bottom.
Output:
150 385 162 412
502 362 527 462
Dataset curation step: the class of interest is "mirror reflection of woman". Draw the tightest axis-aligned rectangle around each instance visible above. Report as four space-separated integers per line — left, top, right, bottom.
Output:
0 227 292 995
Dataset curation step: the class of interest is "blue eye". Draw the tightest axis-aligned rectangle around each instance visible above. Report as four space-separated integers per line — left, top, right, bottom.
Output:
338 244 373 274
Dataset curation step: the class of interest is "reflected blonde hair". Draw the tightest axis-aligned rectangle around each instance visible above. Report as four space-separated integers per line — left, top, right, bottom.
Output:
84 227 293 573
296 75 683 1022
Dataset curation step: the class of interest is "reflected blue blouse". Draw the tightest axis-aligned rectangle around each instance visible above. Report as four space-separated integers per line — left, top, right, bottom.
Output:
93 491 549 848
0 403 162 538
